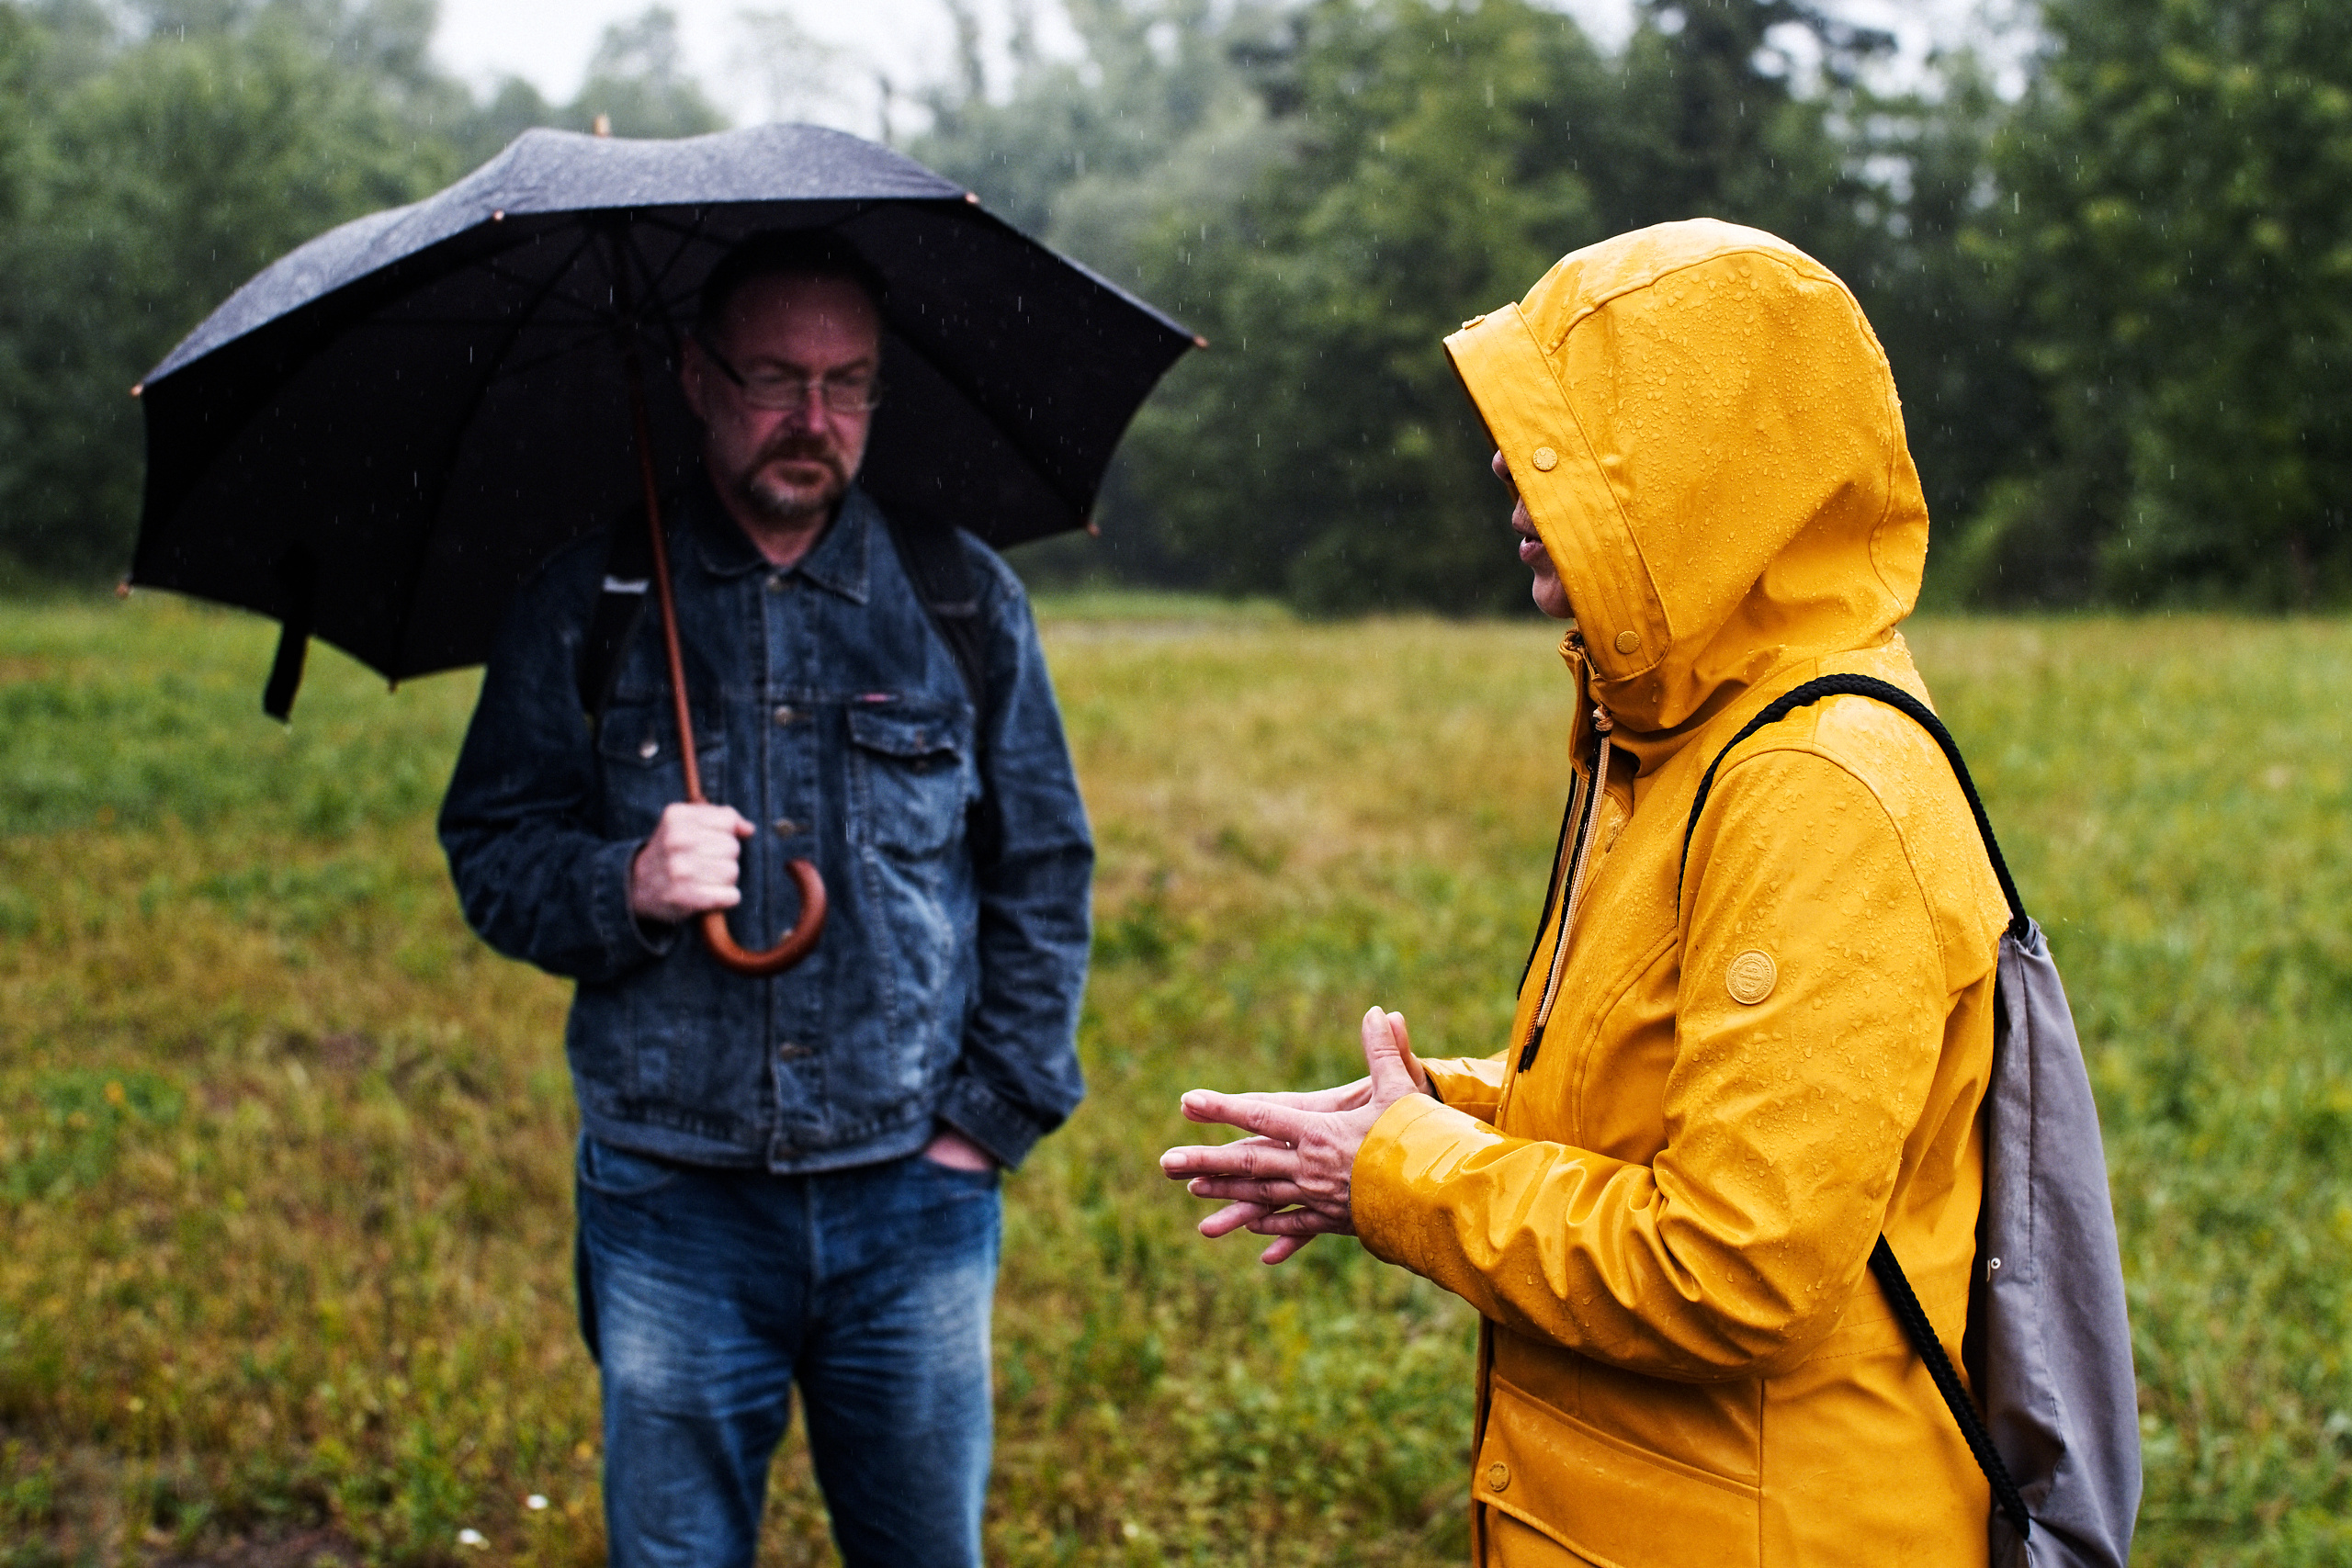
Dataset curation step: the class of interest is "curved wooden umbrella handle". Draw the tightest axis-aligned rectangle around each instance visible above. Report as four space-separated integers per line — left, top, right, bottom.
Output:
699 857 827 977
609 238 829 980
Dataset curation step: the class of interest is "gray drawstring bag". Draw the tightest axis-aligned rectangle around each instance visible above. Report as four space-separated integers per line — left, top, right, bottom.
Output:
1684 674 2143 1568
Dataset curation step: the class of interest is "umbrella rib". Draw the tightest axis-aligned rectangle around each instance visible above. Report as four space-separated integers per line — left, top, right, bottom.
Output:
888 316 1096 519
341 314 603 332
638 209 712 308
383 227 602 674
622 213 717 385
460 258 626 333
488 327 625 385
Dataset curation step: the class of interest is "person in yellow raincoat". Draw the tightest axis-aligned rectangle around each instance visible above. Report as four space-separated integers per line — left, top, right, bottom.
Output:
1160 219 2013 1566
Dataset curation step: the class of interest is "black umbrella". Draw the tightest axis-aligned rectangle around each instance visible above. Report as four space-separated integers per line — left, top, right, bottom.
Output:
129 121 1198 974
130 121 1198 705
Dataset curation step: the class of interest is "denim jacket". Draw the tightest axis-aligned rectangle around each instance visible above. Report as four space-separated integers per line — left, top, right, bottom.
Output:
438 482 1091 1172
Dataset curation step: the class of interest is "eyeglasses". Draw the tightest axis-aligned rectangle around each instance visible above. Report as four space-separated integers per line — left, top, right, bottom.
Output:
694 334 884 415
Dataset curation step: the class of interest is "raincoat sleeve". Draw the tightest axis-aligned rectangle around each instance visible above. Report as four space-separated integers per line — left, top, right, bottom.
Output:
1420 1055 1510 1122
933 555 1092 1170
436 557 673 985
1351 748 1972 1380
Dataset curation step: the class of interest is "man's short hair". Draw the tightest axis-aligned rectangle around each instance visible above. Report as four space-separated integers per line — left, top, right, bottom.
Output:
695 231 888 341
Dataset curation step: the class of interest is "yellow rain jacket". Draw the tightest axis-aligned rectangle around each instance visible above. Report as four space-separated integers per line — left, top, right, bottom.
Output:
1351 220 2011 1567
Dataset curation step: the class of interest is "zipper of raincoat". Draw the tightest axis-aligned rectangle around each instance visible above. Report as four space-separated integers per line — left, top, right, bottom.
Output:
1517 705 1614 1071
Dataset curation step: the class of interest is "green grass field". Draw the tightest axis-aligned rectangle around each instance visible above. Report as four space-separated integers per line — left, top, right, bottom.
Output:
2 597 2347 1566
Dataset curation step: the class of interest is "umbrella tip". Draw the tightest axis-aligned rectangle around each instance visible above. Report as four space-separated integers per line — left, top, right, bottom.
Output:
129 382 142 399
594 113 612 137
1084 518 1102 538
1193 335 1210 350
964 191 980 205
115 576 132 599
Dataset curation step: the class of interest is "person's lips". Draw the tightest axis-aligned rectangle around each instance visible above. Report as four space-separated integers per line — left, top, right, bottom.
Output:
760 447 842 483
1511 507 1553 571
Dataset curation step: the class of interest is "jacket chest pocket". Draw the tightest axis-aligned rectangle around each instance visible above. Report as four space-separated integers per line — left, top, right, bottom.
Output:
847 705 972 860
596 702 726 838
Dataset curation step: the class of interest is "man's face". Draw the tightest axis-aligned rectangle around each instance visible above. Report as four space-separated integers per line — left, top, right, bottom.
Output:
683 273 882 532
1495 449 1573 620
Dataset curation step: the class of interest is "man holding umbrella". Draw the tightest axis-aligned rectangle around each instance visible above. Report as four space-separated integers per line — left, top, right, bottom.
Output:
438 230 1093 1566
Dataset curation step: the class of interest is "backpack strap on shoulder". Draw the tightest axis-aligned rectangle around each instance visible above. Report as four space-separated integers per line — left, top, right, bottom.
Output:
575 508 655 727
1677 672 2027 935
880 510 1001 863
881 510 989 712
1676 671 2035 1541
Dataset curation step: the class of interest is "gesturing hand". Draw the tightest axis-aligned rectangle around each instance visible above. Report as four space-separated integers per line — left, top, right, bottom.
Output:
1159 1007 1429 1265
628 802 755 923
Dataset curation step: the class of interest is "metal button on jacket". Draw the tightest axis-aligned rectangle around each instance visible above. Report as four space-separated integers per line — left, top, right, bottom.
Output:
772 705 798 726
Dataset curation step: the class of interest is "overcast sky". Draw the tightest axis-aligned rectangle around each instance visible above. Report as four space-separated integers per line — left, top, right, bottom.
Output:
428 0 1991 139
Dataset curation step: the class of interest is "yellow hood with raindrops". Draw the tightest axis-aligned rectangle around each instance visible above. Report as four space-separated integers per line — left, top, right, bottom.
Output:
1348 220 2016 1567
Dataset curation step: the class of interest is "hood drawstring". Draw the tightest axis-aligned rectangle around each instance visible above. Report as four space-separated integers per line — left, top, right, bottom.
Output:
1519 704 1615 1072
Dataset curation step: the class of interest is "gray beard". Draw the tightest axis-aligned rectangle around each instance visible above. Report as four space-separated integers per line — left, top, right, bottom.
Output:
737 466 842 528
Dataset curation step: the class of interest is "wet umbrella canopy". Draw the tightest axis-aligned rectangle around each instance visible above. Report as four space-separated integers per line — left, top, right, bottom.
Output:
128 122 1199 709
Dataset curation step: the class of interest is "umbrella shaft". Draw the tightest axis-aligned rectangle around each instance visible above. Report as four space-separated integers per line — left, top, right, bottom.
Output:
616 307 707 807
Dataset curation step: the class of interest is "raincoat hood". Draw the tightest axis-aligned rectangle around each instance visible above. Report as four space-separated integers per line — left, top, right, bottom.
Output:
1445 220 1928 743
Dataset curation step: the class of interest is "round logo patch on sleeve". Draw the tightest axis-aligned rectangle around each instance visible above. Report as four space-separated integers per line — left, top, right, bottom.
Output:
1726 949 1779 1005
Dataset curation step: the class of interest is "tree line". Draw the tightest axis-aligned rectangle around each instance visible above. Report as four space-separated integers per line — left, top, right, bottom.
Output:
3 0 2346 611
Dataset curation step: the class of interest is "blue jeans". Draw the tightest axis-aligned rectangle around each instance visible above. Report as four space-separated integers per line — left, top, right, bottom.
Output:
574 1136 1001 1567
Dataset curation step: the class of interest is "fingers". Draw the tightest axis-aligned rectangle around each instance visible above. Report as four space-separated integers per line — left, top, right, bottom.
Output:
1238 1078 1374 1114
1246 1206 1355 1238
1197 1203 1343 1265
1196 1199 1270 1238
627 805 761 922
1184 1175 1321 1208
1159 1137 1300 1182
1359 1005 1421 1101
1177 1089 1312 1145
1386 1010 1430 1096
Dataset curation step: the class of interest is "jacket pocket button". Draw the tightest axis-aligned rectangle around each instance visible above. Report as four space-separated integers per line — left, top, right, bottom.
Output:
772 705 798 726
637 738 659 760
1486 1461 1510 1492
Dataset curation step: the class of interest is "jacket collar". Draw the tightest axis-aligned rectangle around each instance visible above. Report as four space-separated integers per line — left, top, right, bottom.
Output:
791 488 875 605
683 474 874 605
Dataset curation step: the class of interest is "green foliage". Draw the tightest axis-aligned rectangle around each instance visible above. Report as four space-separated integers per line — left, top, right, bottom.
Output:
0 2 725 586
1957 0 2352 607
1 1068 185 1203
918 0 2033 613
921 0 2352 614
5 0 2349 614
0 17 457 581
